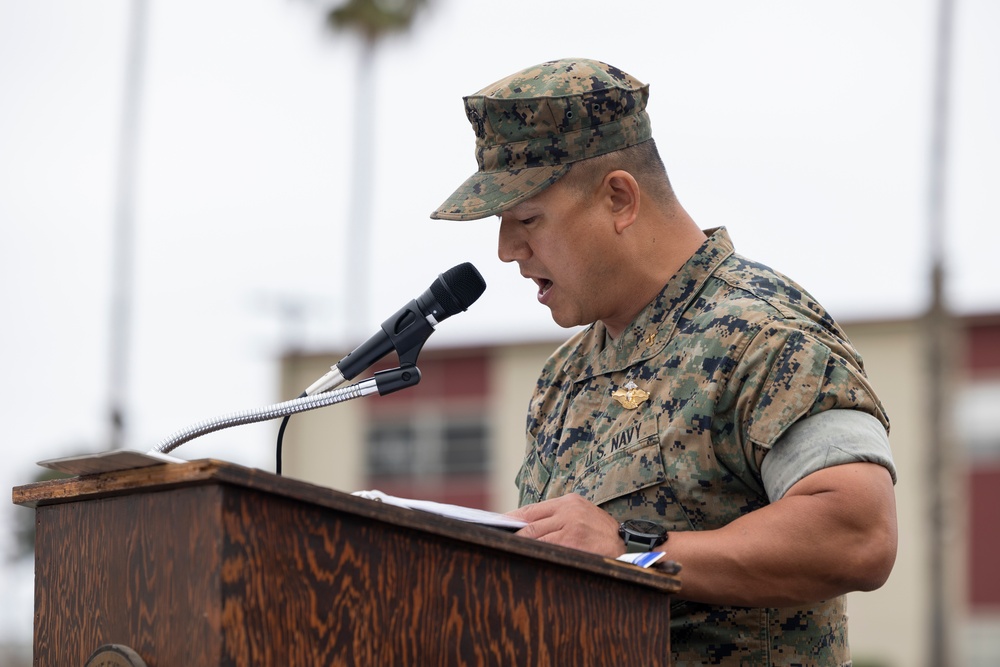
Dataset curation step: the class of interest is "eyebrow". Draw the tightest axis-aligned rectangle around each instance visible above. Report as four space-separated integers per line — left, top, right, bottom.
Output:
505 202 540 218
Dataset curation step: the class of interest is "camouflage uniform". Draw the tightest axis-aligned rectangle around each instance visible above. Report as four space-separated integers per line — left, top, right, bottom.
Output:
515 228 890 666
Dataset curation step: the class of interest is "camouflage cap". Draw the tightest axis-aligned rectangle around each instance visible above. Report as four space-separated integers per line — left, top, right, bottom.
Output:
430 58 652 221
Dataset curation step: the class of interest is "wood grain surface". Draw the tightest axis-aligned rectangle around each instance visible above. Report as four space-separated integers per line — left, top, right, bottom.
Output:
17 460 681 666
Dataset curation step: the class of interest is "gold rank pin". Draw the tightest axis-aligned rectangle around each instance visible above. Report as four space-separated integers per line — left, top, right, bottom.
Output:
612 380 650 410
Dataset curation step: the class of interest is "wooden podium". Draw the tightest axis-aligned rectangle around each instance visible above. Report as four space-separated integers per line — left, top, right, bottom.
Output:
13 460 681 666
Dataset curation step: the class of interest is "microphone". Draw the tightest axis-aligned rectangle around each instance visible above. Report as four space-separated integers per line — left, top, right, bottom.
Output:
305 262 486 395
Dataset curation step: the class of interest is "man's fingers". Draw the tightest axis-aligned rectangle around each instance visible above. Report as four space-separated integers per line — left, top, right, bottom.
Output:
514 514 563 540
505 497 559 522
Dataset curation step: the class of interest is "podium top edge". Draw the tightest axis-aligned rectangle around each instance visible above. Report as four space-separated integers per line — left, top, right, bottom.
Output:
12 458 682 593
12 458 236 508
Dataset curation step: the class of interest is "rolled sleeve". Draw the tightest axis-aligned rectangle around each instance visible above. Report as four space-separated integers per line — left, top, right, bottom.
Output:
760 409 897 501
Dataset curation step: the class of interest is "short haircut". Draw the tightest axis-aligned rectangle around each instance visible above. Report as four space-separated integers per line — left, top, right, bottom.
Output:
561 139 676 206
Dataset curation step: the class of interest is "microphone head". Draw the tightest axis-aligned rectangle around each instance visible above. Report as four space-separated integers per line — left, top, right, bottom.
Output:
428 262 487 321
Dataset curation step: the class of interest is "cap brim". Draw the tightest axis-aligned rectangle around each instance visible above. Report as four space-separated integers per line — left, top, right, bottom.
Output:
430 164 572 221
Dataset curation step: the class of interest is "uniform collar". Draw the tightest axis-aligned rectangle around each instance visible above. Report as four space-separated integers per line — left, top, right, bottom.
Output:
564 227 735 381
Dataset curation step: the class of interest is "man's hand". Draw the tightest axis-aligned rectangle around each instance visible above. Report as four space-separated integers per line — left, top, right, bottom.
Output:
505 493 624 558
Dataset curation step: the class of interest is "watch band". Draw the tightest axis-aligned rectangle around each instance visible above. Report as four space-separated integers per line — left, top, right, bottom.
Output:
624 537 655 553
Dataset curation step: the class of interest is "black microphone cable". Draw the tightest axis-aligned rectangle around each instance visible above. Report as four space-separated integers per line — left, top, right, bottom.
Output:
275 393 305 475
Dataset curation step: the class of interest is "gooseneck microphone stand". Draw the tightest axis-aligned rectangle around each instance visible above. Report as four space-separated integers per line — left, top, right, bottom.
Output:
148 366 421 457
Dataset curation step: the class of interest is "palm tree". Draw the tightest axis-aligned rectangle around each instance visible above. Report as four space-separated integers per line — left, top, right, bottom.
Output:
327 0 427 40
325 0 429 342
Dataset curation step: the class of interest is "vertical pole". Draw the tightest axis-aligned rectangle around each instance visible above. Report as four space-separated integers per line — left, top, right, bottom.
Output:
345 38 376 343
108 0 149 449
926 0 955 665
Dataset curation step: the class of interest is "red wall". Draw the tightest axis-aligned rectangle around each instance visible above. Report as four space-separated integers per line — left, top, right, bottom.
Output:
966 320 1000 378
969 465 1000 609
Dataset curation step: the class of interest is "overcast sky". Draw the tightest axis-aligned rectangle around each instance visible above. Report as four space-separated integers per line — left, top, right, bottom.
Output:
1 0 998 642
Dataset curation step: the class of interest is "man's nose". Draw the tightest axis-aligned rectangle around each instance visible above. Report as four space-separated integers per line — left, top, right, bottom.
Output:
498 216 530 263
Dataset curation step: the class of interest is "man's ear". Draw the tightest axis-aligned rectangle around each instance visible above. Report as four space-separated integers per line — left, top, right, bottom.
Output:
604 170 640 233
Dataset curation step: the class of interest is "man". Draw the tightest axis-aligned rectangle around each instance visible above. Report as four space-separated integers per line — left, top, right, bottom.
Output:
431 59 897 666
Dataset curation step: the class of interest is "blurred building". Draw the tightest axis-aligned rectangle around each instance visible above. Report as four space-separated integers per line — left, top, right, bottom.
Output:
279 312 1000 667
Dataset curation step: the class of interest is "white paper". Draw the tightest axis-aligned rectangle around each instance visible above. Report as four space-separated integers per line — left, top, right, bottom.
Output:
352 489 527 530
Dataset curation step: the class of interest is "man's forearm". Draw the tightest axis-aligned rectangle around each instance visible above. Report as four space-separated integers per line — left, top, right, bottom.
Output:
660 462 897 607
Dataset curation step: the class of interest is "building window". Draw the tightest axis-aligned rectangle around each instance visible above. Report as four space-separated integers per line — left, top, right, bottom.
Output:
366 415 489 478
367 422 417 477
363 350 492 509
443 420 490 474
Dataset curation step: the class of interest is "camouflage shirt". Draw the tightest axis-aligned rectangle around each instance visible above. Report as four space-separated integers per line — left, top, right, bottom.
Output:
515 227 889 666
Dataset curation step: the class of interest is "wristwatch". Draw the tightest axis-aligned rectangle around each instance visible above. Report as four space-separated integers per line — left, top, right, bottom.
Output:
619 519 669 553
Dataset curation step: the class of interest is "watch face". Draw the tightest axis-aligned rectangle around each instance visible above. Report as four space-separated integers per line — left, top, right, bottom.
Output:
625 519 667 539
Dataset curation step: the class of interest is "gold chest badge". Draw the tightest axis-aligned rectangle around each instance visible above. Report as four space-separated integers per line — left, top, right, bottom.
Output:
611 380 650 410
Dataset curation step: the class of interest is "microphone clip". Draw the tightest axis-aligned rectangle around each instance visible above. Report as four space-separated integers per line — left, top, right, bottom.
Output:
373 365 422 396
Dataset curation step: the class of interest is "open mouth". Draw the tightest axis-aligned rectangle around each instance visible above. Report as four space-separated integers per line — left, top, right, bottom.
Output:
534 278 553 300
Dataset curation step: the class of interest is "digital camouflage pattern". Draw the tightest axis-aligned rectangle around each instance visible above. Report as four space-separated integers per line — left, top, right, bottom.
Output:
516 228 890 667
430 58 652 221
